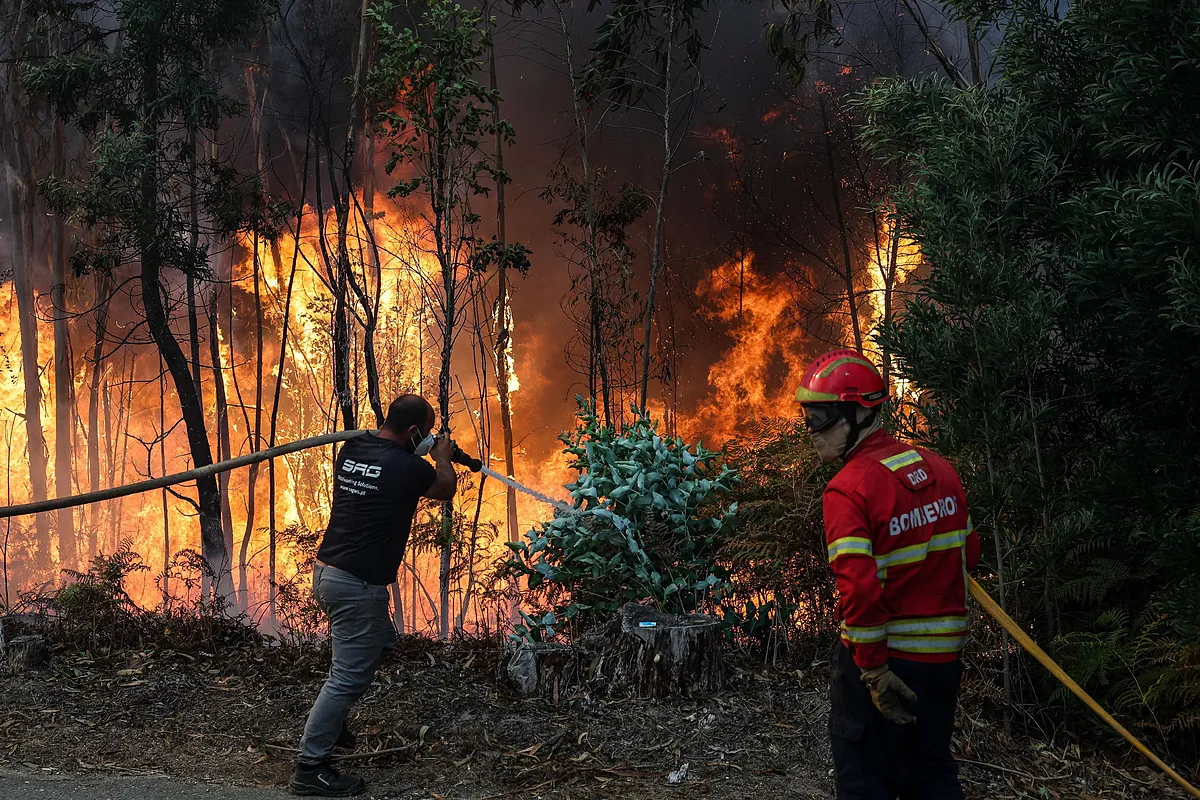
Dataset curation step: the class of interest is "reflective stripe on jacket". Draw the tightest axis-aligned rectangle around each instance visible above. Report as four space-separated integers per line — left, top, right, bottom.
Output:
823 431 981 669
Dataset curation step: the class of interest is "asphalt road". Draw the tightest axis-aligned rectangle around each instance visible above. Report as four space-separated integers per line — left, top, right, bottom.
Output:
0 769 283 800
0 768 444 799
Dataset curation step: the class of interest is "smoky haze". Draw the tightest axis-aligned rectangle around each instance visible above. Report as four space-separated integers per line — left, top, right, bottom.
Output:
486 0 954 460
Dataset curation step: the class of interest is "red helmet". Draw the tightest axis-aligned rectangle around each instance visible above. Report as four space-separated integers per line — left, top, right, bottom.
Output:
795 349 887 407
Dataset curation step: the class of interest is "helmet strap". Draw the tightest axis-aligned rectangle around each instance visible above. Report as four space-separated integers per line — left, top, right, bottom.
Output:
839 403 880 459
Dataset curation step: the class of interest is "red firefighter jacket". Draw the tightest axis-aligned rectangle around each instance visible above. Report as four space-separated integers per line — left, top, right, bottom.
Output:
823 430 980 669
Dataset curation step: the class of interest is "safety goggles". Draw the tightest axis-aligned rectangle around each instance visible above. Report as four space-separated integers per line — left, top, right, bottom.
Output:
802 403 843 434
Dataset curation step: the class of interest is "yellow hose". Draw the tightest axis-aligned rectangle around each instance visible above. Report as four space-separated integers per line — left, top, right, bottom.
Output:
968 576 1200 799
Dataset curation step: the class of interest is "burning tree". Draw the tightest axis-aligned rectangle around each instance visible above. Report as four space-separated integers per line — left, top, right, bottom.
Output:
369 0 527 639
581 0 716 414
25 0 278 601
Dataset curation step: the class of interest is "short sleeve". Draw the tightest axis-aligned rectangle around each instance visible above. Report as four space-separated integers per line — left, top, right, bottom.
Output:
406 456 438 497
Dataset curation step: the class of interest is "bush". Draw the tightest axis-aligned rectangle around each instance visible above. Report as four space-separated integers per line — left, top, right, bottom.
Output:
719 419 839 662
506 399 739 640
28 543 260 657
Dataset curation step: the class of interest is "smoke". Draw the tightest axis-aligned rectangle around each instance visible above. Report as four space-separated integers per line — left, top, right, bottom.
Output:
0 0 958 615
493 1 948 458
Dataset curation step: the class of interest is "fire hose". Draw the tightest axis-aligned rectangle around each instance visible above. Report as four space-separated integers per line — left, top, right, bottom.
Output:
0 429 484 520
0 433 1196 795
968 577 1200 798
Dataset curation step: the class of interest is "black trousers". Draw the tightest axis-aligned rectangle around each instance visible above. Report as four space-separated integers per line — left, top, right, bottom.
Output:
829 643 964 800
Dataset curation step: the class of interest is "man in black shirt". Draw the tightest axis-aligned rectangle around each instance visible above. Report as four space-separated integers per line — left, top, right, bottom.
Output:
290 395 456 797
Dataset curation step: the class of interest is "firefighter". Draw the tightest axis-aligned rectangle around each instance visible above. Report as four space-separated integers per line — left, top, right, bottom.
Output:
795 349 980 799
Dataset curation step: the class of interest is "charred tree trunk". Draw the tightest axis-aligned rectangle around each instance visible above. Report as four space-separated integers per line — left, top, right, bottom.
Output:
266 136 310 623
555 4 613 425
159 357 170 607
50 113 75 572
86 271 112 556
502 605 725 700
437 298 454 641
2 93 52 572
238 68 268 610
208 279 235 599
487 22 520 618
135 33 230 601
238 233 266 610
637 3 680 413
586 604 724 699
186 130 203 398
142 210 228 599
819 92 864 354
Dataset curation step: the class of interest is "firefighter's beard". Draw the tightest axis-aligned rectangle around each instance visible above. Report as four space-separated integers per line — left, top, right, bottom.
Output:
811 408 883 463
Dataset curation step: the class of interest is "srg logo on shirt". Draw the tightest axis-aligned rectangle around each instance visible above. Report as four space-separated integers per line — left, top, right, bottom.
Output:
342 459 382 478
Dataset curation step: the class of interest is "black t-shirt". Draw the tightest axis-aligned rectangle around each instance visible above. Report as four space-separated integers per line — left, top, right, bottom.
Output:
316 434 438 585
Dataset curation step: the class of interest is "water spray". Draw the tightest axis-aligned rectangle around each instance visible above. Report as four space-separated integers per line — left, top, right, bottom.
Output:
478 465 576 515
445 438 575 515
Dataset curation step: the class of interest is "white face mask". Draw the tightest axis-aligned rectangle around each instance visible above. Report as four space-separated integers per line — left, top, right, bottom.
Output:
811 418 851 463
411 430 436 457
809 408 883 463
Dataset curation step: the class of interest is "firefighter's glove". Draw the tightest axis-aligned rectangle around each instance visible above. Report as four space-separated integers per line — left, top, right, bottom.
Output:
860 664 918 724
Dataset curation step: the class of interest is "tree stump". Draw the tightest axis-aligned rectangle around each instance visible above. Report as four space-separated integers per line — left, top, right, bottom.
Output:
498 641 577 701
585 604 725 699
5 635 49 673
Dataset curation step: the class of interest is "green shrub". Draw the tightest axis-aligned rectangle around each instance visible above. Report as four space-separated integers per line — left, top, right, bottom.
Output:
506 398 739 640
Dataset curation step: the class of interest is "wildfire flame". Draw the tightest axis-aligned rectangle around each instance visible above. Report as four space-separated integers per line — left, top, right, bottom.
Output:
0 174 918 634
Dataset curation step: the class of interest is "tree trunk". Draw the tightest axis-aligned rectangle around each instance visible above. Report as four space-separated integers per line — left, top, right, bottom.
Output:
433 133 458 640
143 237 228 599
266 136 310 623
555 4 613 425
501 605 726 701
187 130 203 398
86 271 112 557
586 604 725 699
237 69 268 610
138 33 229 602
208 279 235 600
238 231 266 610
820 93 864 354
159 357 170 607
438 343 454 641
50 113 75 573
637 4 679 413
3 96 52 572
110 356 135 552
487 22 520 620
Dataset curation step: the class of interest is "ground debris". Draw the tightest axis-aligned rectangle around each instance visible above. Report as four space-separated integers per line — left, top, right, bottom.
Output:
0 635 1188 798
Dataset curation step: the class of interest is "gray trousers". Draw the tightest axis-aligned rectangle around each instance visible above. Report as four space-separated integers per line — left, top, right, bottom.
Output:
298 563 395 767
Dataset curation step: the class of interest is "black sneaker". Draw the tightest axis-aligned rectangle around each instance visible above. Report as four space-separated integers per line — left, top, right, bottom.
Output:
289 762 365 797
335 723 357 751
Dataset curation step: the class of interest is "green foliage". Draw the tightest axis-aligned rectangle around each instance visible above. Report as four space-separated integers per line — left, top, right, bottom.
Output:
506 398 738 639
55 542 148 623
42 543 257 656
582 0 711 103
856 0 1200 741
369 0 510 219
23 0 280 275
765 0 837 84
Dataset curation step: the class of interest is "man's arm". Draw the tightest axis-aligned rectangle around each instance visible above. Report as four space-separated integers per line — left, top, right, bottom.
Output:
825 486 890 669
423 436 457 502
